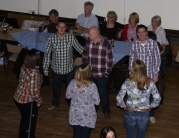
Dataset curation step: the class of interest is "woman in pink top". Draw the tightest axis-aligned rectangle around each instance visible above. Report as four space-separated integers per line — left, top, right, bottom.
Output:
122 12 139 41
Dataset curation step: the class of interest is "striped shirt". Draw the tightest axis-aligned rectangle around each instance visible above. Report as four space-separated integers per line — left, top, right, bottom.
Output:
82 38 113 78
43 33 84 74
14 64 43 104
129 38 161 79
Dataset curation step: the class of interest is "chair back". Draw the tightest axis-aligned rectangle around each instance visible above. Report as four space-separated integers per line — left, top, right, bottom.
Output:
95 15 106 27
6 18 19 28
6 43 26 54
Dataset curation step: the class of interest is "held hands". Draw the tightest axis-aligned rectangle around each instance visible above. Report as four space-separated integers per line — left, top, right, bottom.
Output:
103 36 108 40
160 50 165 55
79 26 89 34
43 20 51 26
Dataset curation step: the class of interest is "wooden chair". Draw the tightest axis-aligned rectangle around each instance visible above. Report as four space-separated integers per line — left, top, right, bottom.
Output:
6 43 26 77
95 15 106 27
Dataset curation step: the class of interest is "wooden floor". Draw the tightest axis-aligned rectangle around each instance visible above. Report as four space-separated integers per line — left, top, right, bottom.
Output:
0 62 179 138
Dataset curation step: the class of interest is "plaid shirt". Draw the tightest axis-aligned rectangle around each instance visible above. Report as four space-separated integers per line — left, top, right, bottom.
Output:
43 33 83 74
14 64 43 104
82 38 113 78
129 38 161 79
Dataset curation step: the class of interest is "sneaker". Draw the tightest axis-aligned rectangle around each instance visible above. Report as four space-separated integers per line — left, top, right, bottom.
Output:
150 117 156 123
47 105 56 111
104 113 110 119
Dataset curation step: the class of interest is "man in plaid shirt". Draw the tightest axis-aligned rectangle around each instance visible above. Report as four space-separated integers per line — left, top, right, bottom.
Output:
82 26 113 119
129 24 161 123
43 20 84 111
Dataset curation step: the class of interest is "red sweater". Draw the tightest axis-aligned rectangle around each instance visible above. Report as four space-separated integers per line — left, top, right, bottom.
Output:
122 24 128 41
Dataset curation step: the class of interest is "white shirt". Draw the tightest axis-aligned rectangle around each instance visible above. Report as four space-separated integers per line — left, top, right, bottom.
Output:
148 25 169 45
76 13 99 37
76 13 98 28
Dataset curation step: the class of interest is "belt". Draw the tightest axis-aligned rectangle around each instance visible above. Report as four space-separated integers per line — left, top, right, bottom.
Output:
127 106 149 112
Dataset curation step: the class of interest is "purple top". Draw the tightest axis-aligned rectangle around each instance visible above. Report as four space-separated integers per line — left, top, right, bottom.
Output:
82 38 113 78
116 79 161 109
127 24 138 41
129 38 161 79
66 79 100 128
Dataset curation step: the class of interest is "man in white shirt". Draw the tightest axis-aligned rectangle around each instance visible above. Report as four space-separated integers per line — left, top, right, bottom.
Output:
76 1 98 37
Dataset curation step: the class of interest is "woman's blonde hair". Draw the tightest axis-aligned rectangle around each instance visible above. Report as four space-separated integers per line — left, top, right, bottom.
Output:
107 11 118 21
129 12 139 24
75 63 92 87
130 60 150 90
151 15 161 26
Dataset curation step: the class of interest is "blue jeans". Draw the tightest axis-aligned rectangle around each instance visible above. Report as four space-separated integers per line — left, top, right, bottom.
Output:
92 76 110 114
73 125 92 138
52 70 74 107
124 108 150 138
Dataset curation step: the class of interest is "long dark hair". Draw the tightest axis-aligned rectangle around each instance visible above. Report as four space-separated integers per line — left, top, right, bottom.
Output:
24 49 41 69
100 126 117 138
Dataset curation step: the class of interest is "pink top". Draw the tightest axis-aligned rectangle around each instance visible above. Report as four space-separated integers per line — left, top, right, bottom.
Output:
127 24 138 41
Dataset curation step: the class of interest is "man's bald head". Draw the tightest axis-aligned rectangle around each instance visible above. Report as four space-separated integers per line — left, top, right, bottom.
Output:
88 26 101 42
89 26 100 35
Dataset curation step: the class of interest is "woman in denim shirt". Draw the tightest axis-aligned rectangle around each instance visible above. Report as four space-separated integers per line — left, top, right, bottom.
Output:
116 60 161 138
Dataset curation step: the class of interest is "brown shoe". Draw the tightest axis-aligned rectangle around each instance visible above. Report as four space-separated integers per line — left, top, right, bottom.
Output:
47 105 56 111
105 113 110 119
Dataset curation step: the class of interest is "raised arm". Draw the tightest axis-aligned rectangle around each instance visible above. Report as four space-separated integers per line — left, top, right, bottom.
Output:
82 43 89 64
72 36 84 54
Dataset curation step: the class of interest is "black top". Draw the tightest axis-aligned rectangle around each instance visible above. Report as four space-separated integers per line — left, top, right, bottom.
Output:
73 35 86 57
100 22 123 40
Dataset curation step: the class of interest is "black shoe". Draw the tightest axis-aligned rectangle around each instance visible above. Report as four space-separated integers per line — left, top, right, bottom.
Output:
104 113 110 119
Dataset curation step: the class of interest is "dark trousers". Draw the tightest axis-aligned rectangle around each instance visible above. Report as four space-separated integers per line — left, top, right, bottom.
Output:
14 100 38 138
92 76 110 114
73 125 92 138
52 70 74 107
160 54 166 76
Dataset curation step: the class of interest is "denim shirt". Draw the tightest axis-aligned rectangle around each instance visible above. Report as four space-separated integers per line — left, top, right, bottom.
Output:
116 79 161 109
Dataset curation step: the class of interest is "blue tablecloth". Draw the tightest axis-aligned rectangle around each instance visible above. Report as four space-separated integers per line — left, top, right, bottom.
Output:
113 41 132 65
11 31 131 64
11 31 53 52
